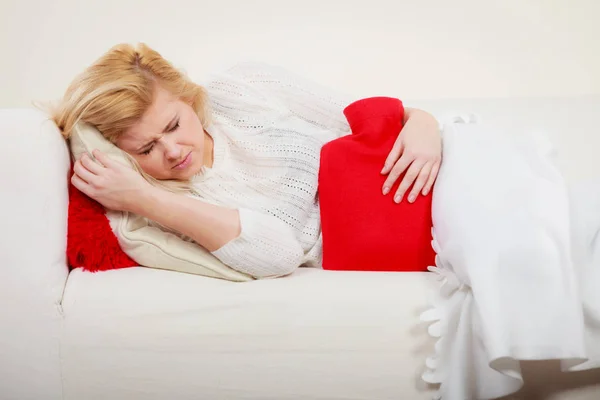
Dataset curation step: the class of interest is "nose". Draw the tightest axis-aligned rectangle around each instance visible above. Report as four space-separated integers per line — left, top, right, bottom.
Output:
162 137 181 161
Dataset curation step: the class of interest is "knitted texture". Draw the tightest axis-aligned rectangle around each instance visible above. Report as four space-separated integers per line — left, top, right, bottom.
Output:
189 62 354 277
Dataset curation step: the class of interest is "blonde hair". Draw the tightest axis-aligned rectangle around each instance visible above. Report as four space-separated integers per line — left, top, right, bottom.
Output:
49 42 210 192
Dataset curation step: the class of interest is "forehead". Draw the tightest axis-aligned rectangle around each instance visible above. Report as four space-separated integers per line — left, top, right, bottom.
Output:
119 85 178 147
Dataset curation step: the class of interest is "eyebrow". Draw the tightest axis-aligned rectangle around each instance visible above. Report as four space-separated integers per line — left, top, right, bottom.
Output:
135 115 178 153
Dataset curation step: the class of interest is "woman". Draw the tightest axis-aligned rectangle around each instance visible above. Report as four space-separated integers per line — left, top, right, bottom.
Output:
52 43 442 278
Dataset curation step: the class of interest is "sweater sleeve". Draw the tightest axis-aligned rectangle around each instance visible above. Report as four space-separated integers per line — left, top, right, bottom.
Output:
209 62 353 137
210 208 305 279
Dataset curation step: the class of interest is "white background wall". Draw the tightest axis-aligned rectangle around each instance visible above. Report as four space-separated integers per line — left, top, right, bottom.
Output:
1 0 599 107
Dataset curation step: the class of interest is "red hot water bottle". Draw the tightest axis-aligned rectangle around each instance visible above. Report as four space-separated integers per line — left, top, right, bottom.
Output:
318 97 435 271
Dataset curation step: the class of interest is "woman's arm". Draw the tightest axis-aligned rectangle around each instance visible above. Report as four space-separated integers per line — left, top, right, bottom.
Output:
134 190 304 278
73 151 241 251
403 107 439 127
134 187 241 252
72 151 304 278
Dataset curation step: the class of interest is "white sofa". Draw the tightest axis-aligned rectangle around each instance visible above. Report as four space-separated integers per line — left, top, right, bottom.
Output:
1 96 600 400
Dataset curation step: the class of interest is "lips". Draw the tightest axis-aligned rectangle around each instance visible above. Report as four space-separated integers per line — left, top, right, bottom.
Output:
173 152 192 170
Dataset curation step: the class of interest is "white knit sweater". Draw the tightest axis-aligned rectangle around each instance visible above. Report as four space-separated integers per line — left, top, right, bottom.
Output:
189 62 353 278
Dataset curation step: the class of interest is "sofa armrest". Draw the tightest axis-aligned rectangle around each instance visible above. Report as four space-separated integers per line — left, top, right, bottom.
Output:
0 108 70 399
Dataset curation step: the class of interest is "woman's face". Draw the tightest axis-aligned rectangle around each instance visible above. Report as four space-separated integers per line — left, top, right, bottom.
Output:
116 83 211 180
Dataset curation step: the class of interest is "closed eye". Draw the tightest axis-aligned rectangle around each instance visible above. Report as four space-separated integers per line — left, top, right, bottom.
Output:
140 144 155 155
138 118 179 155
168 121 180 132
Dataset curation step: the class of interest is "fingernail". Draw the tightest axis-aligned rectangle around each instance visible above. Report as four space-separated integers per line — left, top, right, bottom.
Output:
382 187 390 195
380 167 387 174
409 194 416 203
394 195 402 203
423 188 429 196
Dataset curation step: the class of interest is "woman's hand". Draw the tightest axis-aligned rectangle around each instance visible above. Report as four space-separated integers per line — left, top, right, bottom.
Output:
71 149 152 212
381 108 442 203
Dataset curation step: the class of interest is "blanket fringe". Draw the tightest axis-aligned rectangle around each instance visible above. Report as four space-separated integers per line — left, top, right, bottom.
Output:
420 228 470 400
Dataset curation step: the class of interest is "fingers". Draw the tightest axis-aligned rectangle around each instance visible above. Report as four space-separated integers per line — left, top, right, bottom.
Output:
91 149 113 168
394 159 425 203
408 162 433 203
382 154 413 195
422 161 440 196
73 159 96 185
71 173 92 196
381 138 404 175
73 152 108 188
81 153 105 174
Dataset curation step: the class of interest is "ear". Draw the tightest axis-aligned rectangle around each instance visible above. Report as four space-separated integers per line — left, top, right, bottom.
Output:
69 122 134 169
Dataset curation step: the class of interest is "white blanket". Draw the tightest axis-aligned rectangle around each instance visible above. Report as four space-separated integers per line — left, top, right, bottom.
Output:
420 121 600 399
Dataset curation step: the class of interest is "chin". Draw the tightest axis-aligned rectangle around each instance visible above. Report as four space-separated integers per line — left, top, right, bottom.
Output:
180 163 203 180
168 151 202 180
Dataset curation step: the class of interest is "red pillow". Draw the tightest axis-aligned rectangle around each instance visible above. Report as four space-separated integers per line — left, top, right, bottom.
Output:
318 97 435 272
66 168 137 272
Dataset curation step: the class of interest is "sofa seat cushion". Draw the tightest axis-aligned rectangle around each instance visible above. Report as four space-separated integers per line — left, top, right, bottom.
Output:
60 267 437 400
